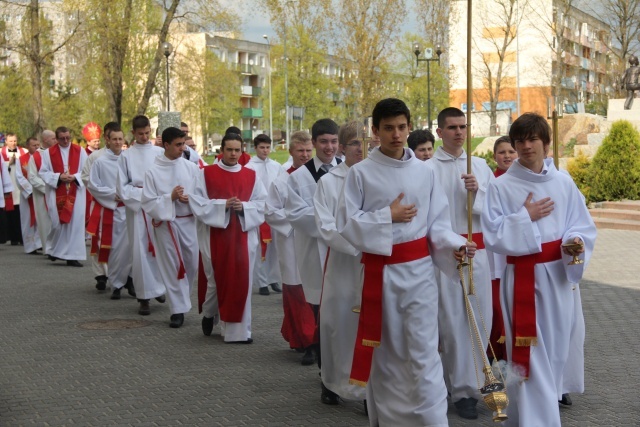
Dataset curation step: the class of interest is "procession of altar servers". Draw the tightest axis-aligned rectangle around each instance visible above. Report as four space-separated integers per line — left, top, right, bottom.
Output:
5 109 594 427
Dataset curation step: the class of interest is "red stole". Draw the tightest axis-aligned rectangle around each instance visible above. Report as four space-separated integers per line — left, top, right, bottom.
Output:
350 237 431 386
19 154 36 226
86 201 122 263
506 239 562 378
1 146 26 162
49 143 81 224
199 164 256 322
32 151 43 170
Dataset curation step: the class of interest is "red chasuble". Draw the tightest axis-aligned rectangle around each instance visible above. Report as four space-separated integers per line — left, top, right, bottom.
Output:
49 143 81 224
200 164 256 322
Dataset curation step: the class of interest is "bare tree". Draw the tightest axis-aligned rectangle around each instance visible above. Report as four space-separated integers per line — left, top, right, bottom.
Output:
595 0 640 61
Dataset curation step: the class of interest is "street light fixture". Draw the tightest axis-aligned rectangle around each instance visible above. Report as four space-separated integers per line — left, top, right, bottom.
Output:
263 35 274 150
413 43 443 131
162 41 173 111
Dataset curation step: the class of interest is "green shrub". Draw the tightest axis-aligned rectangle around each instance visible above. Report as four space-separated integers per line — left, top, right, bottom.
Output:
564 138 577 157
476 150 497 172
587 120 640 202
567 153 592 202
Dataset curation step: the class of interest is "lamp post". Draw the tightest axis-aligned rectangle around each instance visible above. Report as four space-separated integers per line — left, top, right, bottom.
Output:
263 35 274 150
162 41 173 111
413 43 443 131
282 0 298 149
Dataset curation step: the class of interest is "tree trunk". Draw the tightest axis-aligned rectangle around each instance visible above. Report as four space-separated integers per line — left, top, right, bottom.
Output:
28 0 45 135
136 0 181 115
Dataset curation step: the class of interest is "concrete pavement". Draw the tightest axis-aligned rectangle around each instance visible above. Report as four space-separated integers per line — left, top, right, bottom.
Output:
0 228 638 426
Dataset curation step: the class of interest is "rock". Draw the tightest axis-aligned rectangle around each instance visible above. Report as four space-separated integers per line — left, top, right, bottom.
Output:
472 136 499 156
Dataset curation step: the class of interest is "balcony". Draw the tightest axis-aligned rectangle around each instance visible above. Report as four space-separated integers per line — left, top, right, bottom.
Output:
234 63 259 75
242 108 263 118
240 85 263 97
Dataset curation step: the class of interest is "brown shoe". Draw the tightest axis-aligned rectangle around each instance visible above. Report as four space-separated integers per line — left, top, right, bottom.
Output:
138 299 150 315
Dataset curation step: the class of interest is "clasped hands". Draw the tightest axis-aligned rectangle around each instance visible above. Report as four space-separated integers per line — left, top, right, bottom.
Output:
226 196 243 212
171 185 189 203
59 172 76 184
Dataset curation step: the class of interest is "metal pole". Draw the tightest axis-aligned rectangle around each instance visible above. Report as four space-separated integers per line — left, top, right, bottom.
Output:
427 59 432 131
466 0 474 295
166 56 170 111
516 0 521 116
267 41 274 149
284 14 290 149
553 109 559 169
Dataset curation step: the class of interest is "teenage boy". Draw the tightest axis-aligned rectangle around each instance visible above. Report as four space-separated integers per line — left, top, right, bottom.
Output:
265 131 317 364
27 130 55 254
14 137 42 254
285 118 340 403
142 127 200 328
425 107 494 420
246 133 284 295
481 112 596 427
190 133 267 343
116 115 167 315
87 124 134 300
336 98 476 426
313 121 365 404
407 129 435 161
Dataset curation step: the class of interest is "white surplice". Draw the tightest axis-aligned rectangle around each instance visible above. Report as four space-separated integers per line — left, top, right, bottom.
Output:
336 148 466 427
313 162 365 401
189 162 267 342
116 143 166 300
82 148 108 277
481 158 596 427
425 146 494 402
38 145 88 260
88 149 132 290
15 154 42 253
265 170 300 285
27 150 50 253
285 156 338 305
3 147 26 206
0 156 12 208
246 156 284 288
142 155 200 315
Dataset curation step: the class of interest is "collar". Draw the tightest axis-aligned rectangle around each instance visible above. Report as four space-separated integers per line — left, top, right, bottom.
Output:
312 156 337 172
368 147 414 168
433 146 466 161
508 158 556 182
217 161 242 172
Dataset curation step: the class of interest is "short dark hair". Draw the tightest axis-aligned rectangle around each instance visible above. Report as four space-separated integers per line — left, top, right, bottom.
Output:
131 115 150 131
180 122 188 128
437 107 465 129
26 136 39 145
493 135 512 153
311 119 339 140
407 129 435 151
371 98 411 129
221 132 243 150
509 113 551 146
162 127 186 145
103 122 120 138
225 126 241 136
55 127 70 138
253 133 271 147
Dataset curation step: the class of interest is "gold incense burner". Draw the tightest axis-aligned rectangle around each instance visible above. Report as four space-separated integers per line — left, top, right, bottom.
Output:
480 366 509 422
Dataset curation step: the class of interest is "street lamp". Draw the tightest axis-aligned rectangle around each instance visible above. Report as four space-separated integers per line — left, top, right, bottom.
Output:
413 43 443 131
263 35 274 150
283 0 298 149
162 41 173 111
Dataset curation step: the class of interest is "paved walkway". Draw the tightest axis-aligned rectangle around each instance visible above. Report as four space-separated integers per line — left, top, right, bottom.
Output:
0 229 638 426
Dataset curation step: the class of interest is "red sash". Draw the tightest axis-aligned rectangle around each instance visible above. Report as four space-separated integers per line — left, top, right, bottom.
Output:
461 232 485 249
152 215 193 280
86 201 125 263
350 237 431 386
199 165 255 322
20 155 36 226
49 143 81 224
259 222 272 260
506 239 562 378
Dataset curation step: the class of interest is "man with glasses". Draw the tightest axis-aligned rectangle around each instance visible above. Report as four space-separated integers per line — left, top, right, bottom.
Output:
38 127 88 267
425 107 494 420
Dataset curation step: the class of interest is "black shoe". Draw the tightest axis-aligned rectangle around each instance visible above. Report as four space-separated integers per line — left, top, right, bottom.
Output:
138 299 150 315
364 399 368 416
48 255 58 262
259 287 270 296
270 283 282 293
155 295 166 303
124 277 136 297
321 383 339 405
454 397 478 420
301 347 315 365
111 288 121 300
559 393 572 406
66 260 83 267
28 249 42 255
95 275 107 291
169 313 184 328
202 316 214 336
226 338 253 344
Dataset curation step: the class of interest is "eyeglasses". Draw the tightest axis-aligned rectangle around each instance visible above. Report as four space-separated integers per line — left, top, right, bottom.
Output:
345 140 362 147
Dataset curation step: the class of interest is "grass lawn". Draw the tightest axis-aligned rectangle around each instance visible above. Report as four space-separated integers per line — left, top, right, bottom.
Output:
203 137 487 165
